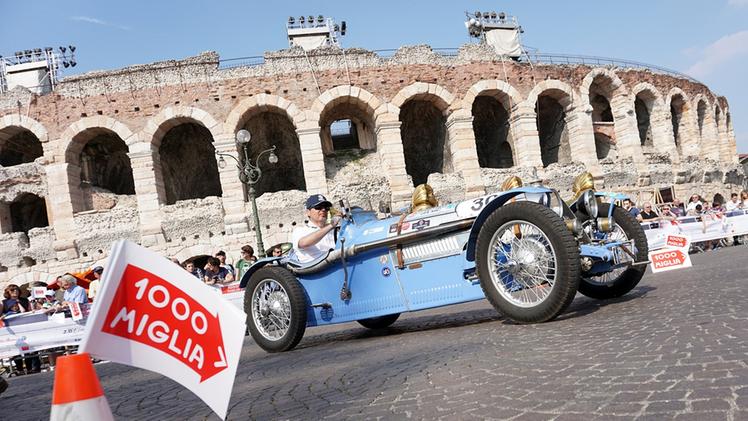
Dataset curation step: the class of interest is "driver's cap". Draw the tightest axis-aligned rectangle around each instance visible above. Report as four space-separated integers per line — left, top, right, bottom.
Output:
305 194 332 210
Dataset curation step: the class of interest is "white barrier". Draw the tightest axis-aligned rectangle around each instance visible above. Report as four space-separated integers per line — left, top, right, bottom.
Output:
0 311 87 360
642 209 748 250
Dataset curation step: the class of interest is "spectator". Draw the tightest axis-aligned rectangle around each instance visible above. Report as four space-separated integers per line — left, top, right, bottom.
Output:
2 284 30 314
671 198 685 217
203 257 234 285
687 203 703 216
726 193 740 211
622 199 640 219
235 245 255 281
42 290 60 310
659 204 677 221
271 246 283 257
169 257 181 266
59 274 88 306
88 266 104 301
184 261 203 280
215 250 235 276
686 194 703 214
741 190 748 208
638 202 658 222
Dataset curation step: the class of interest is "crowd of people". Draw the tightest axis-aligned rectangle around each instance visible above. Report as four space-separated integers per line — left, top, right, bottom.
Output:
175 244 285 286
621 189 748 250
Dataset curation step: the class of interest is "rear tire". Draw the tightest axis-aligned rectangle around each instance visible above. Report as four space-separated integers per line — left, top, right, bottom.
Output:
357 313 400 329
578 203 648 299
244 266 307 353
476 202 580 323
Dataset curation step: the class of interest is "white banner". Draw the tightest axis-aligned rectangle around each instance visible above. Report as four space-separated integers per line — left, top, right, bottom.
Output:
642 209 748 250
80 240 246 420
0 312 86 359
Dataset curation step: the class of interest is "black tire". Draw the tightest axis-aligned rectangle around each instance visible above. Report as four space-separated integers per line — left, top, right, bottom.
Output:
578 203 648 299
357 313 400 329
244 266 307 353
476 202 580 323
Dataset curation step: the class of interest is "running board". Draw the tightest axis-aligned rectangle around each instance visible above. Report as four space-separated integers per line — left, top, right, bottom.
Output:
311 302 332 309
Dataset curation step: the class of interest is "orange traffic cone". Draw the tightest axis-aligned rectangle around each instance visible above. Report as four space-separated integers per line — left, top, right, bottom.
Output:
50 353 113 421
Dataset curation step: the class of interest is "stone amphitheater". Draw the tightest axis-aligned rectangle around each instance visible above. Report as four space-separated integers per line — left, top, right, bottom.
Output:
0 42 742 288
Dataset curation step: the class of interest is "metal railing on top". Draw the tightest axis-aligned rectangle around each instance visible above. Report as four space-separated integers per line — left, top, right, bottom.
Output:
216 48 700 84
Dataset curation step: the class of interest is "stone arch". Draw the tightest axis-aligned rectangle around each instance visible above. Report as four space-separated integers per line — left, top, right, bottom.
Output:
58 117 136 213
145 107 223 205
631 82 671 153
395 83 456 185
7 271 58 289
528 80 577 167
224 94 304 135
465 80 523 169
693 94 710 137
390 82 455 114
0 115 48 167
580 69 635 161
310 86 382 154
666 87 693 156
3 192 49 234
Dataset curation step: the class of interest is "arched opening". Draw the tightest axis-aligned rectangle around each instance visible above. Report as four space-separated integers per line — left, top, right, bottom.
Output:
9 193 48 233
472 95 513 168
715 106 722 132
536 94 571 167
670 95 687 153
159 122 222 205
589 81 617 160
697 100 707 137
241 111 306 196
0 128 43 167
79 133 134 195
634 92 655 148
66 128 136 212
399 99 450 185
320 101 376 154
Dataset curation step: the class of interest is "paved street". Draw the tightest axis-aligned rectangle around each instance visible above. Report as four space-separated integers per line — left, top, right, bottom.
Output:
3 245 748 420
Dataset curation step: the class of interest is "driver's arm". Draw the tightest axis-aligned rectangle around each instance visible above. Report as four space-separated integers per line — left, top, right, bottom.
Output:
298 223 336 249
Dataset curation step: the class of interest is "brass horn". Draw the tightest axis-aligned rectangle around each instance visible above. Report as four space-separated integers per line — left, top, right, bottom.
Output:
501 176 523 191
571 171 595 201
412 184 438 213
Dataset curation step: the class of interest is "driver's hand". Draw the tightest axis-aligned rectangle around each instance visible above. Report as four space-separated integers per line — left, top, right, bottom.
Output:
331 215 342 228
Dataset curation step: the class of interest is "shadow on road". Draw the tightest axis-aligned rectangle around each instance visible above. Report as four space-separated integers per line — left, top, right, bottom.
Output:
556 284 657 322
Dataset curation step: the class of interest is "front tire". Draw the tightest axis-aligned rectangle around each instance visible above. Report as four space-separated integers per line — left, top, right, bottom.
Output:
476 202 580 323
578 203 648 299
244 266 307 353
357 313 400 329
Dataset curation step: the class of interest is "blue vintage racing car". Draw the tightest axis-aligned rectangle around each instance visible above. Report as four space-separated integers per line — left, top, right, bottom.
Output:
240 179 648 352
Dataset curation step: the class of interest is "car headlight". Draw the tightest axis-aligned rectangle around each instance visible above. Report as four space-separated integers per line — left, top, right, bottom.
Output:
576 189 599 219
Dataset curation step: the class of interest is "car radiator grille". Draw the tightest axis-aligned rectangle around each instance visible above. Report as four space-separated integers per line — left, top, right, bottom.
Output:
401 231 469 265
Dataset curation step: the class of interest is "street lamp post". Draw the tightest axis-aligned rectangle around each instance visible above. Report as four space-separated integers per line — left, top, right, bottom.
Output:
216 129 278 258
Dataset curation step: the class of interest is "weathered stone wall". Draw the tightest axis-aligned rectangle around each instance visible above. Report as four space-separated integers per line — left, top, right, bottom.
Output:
0 43 742 287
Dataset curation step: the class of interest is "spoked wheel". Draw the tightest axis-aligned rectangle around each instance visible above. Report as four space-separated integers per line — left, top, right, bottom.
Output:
476 202 580 323
578 203 648 299
244 266 307 353
357 313 400 329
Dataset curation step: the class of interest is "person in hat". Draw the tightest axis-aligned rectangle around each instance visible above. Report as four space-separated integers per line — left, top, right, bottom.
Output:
88 266 104 300
292 194 340 263
2 284 30 315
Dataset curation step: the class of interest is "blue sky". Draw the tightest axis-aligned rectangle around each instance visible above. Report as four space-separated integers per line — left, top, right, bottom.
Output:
2 0 747 152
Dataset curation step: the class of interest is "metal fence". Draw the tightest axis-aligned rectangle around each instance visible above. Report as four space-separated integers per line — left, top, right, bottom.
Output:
217 48 700 84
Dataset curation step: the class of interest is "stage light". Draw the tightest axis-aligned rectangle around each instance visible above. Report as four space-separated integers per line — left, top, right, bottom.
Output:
498 12 506 20
63 61 70 68
299 15 305 24
59 46 66 53
474 11 481 18
341 20 346 35
317 15 324 23
483 12 489 19
45 47 53 52
308 16 314 25
490 11 497 19
288 16 295 24
70 60 76 67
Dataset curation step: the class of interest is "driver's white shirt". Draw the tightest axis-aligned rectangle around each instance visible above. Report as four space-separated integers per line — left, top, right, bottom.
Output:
292 222 336 263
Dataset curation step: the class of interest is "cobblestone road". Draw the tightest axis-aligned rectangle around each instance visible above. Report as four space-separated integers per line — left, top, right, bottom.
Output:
3 246 748 420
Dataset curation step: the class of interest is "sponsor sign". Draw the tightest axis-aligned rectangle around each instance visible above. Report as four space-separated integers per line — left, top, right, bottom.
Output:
70 302 84 321
649 248 692 273
80 240 246 420
31 287 47 299
665 234 690 249
643 210 748 250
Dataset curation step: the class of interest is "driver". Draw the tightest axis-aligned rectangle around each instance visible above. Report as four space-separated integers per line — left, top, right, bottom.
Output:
292 194 339 263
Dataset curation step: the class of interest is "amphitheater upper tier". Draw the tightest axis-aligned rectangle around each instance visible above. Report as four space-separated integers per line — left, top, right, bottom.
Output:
0 43 741 285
